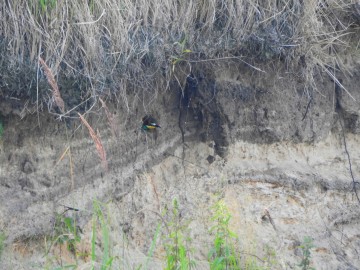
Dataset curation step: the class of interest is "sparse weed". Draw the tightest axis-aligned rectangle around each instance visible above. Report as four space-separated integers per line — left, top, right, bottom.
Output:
163 198 195 270
0 121 3 140
46 201 114 269
261 244 280 270
171 35 192 72
92 200 114 270
298 236 315 270
53 213 82 257
0 231 6 260
43 212 82 269
208 199 274 270
41 199 312 269
208 199 240 270
141 221 162 270
38 0 56 13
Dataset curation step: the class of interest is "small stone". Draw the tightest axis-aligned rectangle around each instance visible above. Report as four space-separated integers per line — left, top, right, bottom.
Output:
206 155 215 164
22 161 35 174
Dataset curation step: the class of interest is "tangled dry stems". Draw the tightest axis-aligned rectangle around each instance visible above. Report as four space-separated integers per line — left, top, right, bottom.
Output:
99 97 118 138
0 0 359 111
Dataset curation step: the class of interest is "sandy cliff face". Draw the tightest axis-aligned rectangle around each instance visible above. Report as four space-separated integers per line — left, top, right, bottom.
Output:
1 62 360 269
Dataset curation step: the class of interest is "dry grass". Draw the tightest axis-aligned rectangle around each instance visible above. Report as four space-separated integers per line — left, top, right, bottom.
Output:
99 97 118 138
78 113 108 172
1 0 359 109
55 146 75 191
38 57 65 114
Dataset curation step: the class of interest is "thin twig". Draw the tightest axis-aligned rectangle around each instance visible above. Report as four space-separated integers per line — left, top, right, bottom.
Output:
165 152 207 170
36 43 42 127
325 68 355 101
136 208 169 235
99 97 118 137
73 9 106 25
263 208 277 231
302 97 313 121
239 252 265 263
59 204 80 212
339 119 360 204
189 56 266 73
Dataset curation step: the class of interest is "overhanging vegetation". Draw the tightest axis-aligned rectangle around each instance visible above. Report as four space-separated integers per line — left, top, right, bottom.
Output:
0 0 359 115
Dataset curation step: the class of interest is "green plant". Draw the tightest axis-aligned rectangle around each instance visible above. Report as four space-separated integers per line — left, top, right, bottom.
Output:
171 35 192 72
0 231 6 260
53 214 82 256
39 0 57 13
163 198 195 270
142 221 162 270
261 244 280 270
208 199 240 270
0 120 3 139
91 200 114 270
46 201 114 269
298 237 315 270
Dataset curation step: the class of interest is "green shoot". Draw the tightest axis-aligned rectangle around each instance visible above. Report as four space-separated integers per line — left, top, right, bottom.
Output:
163 198 195 270
208 199 240 270
0 121 4 140
171 35 192 71
38 0 57 13
53 214 81 256
298 237 315 270
92 200 113 270
143 221 162 270
0 231 6 260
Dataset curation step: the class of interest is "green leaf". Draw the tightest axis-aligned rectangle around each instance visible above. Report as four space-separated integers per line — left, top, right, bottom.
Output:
63 217 73 230
0 121 4 139
53 265 77 270
172 58 183 65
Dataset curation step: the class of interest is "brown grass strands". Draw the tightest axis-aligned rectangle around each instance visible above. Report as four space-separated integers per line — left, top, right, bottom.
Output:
78 113 108 172
39 57 65 114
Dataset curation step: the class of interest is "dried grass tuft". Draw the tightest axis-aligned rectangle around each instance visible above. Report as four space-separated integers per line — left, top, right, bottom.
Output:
39 57 65 114
1 0 359 108
78 113 108 171
99 97 118 138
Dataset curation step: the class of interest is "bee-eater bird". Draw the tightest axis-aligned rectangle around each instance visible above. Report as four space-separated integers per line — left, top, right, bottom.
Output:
141 115 161 130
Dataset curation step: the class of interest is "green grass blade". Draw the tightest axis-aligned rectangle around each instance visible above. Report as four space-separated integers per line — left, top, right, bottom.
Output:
91 203 97 270
143 222 162 270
